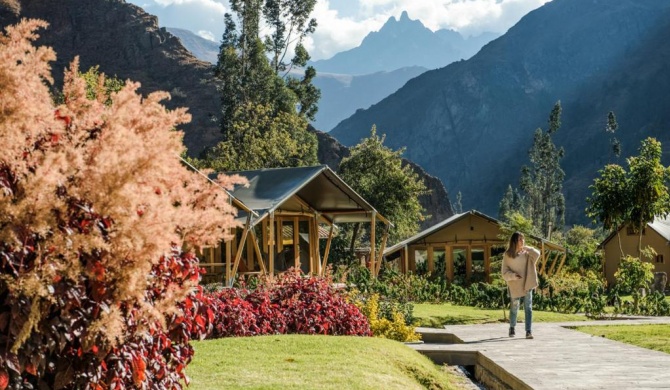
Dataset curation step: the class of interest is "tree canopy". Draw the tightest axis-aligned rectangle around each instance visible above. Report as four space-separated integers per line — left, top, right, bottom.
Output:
586 137 670 254
339 126 428 247
202 0 319 171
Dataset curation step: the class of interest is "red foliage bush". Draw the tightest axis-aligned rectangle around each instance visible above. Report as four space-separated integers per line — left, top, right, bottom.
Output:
203 272 371 338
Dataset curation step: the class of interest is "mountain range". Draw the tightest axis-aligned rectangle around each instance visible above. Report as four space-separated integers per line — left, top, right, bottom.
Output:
310 11 498 75
168 13 497 132
330 0 670 225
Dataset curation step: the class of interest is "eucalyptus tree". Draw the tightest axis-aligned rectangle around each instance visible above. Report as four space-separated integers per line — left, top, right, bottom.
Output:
519 102 565 238
207 0 319 170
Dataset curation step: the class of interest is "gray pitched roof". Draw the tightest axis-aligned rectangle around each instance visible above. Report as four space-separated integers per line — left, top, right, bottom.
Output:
211 165 387 227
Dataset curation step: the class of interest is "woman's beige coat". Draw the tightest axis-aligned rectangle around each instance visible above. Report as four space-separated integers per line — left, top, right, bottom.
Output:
501 247 540 299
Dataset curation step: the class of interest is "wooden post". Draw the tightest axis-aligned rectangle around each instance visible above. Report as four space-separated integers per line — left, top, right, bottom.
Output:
370 211 376 277
408 247 416 274
230 214 252 286
465 247 472 284
250 229 267 275
224 236 232 285
427 246 435 274
269 212 275 277
293 217 300 270
446 246 454 282
313 214 322 276
554 252 568 275
539 241 547 275
321 224 335 276
375 224 389 276
403 246 409 274
484 245 491 283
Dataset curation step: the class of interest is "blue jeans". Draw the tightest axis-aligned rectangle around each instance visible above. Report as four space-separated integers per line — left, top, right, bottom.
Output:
509 289 533 332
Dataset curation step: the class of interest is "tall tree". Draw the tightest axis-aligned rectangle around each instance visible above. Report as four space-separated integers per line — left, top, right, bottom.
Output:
520 102 565 238
339 126 428 250
498 185 525 222
585 164 628 256
627 138 670 252
205 0 320 170
586 137 670 254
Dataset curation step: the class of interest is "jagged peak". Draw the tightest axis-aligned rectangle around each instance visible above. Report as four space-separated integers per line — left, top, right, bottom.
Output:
399 10 410 22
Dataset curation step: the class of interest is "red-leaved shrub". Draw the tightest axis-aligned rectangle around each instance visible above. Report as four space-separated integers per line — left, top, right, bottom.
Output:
203 272 371 338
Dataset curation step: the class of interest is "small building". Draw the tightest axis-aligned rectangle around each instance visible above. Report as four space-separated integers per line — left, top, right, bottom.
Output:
383 210 566 284
600 217 670 286
197 165 391 284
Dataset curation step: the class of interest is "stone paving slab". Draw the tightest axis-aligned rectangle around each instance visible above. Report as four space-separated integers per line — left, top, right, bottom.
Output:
411 317 670 390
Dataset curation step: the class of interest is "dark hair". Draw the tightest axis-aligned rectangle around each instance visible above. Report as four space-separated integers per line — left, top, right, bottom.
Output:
505 231 524 258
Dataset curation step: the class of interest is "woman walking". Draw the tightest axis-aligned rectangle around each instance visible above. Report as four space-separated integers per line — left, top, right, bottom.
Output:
502 231 540 339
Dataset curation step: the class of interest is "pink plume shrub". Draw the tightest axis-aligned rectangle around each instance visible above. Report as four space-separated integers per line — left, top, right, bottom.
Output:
0 20 244 389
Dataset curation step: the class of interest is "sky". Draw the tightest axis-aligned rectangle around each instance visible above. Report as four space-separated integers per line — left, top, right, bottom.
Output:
126 0 551 60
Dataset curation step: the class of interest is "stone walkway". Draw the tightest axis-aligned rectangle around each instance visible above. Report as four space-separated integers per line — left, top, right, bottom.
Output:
410 317 670 389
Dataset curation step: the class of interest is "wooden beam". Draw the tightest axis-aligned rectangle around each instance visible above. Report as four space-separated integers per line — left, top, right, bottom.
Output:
539 241 548 275
375 225 389 276
249 229 267 275
321 224 335 276
230 214 252 285
554 252 568 276
548 250 561 276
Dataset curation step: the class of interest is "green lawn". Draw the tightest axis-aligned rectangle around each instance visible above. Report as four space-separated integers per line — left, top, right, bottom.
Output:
413 303 588 327
573 324 670 354
187 335 471 389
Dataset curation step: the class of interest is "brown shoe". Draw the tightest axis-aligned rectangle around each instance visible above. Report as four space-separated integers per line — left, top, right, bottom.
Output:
526 331 533 339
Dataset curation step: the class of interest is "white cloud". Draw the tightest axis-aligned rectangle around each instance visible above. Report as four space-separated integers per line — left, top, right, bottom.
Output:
197 30 216 41
127 0 550 60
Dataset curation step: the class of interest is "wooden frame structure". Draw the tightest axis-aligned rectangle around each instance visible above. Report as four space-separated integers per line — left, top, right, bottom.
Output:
383 210 566 283
197 165 391 285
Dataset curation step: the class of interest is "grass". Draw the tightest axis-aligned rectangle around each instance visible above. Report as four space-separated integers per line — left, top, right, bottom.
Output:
413 303 588 327
572 324 670 354
187 335 472 390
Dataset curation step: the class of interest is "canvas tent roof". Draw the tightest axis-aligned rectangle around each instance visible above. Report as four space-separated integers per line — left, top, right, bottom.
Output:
212 165 390 228
384 210 564 258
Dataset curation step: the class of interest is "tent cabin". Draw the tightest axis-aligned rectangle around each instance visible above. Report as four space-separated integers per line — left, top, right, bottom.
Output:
383 210 566 284
197 165 391 284
600 217 670 286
